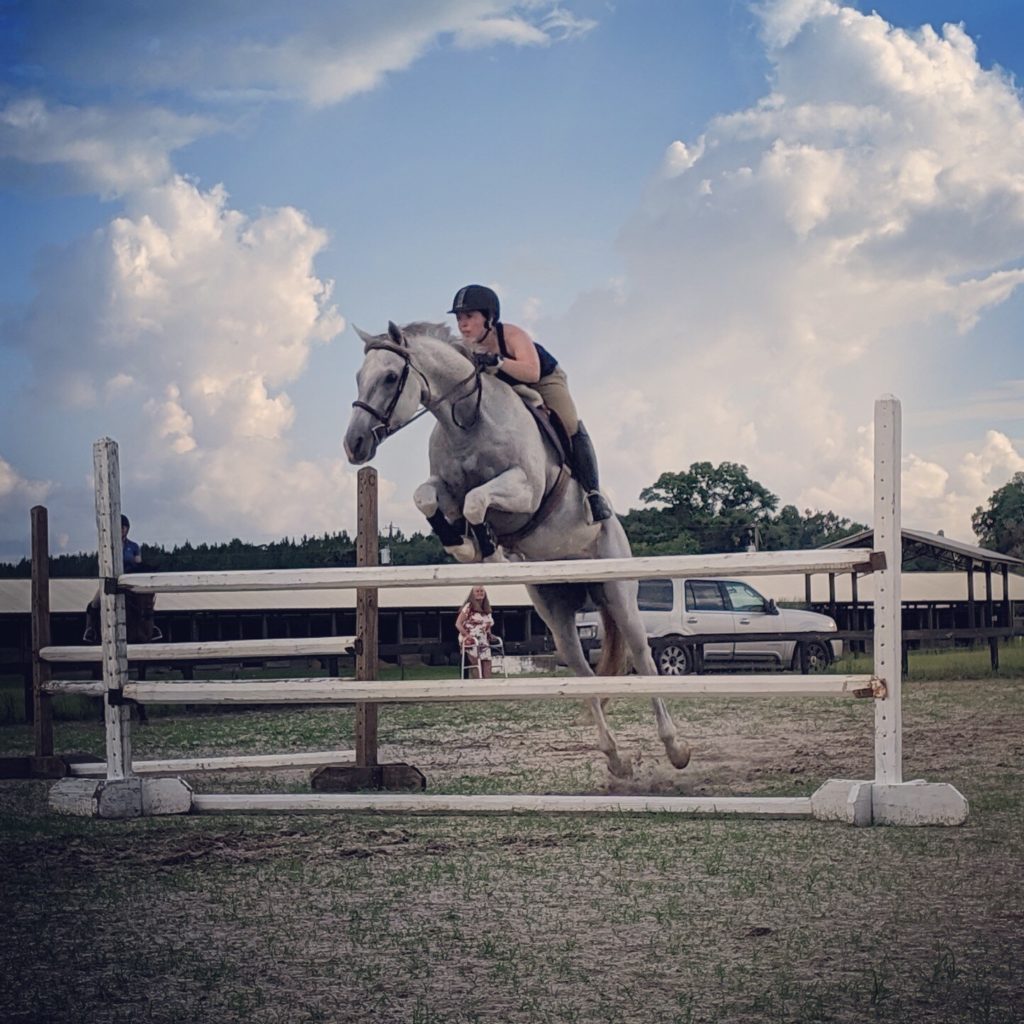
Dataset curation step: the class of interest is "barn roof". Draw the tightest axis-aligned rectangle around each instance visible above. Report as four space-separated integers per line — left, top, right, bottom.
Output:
824 527 1024 571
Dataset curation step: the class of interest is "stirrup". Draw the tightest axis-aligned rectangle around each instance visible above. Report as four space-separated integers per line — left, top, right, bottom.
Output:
587 491 613 522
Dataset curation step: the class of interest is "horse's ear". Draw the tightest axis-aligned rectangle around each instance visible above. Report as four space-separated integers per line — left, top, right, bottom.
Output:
353 325 376 350
387 321 406 347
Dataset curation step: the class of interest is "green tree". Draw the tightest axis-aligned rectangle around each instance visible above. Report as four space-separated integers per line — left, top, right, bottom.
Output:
623 463 864 556
627 461 779 554
972 472 1024 560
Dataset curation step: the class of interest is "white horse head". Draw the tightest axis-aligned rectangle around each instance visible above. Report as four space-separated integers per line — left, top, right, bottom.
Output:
344 321 433 464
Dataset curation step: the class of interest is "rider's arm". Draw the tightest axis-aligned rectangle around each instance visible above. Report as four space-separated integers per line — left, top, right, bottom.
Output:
494 323 541 384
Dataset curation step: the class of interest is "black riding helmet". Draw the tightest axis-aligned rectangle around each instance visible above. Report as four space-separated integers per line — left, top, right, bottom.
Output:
449 284 500 326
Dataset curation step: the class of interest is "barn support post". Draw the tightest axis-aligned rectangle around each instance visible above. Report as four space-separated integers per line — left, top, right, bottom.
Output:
31 506 52 753
984 563 998 670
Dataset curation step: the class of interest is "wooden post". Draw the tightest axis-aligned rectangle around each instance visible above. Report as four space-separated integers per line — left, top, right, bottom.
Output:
31 506 52 756
94 439 132 780
983 563 997 669
964 557 976 652
850 572 860 654
355 467 379 767
873 397 902 785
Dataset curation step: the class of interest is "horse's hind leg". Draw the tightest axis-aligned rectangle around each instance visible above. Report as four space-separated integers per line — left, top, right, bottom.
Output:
601 578 691 770
528 583 632 780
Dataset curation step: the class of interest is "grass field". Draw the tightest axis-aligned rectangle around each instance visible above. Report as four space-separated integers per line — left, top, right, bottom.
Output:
1 656 1022 1023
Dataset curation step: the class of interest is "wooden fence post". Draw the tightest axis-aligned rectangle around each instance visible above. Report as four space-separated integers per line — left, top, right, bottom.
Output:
94 439 132 780
31 506 52 756
355 467 379 767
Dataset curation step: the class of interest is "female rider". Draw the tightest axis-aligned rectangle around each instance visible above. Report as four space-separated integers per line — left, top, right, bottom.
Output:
448 283 612 522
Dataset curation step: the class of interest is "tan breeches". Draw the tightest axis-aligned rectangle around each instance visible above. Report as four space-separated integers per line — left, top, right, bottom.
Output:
532 366 579 437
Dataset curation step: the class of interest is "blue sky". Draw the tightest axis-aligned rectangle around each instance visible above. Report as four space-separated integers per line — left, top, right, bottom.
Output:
1 0 1022 559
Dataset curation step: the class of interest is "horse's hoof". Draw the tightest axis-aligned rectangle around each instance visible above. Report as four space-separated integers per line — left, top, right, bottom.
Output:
607 753 633 779
668 744 691 770
445 541 478 563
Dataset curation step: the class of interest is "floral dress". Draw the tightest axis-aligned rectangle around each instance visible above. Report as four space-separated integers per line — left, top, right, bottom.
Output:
460 607 495 662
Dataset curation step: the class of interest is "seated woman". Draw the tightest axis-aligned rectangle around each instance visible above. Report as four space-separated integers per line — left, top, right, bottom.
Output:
456 585 498 679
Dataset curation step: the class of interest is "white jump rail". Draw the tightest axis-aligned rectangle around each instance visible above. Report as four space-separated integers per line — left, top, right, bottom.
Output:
119 548 878 594
192 793 813 817
47 673 878 704
47 397 969 826
67 749 355 778
39 636 356 664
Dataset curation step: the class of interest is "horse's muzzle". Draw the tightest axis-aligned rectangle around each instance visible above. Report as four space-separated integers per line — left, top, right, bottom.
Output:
343 426 378 465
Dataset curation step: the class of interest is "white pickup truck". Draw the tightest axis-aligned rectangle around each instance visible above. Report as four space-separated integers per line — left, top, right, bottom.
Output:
576 577 842 674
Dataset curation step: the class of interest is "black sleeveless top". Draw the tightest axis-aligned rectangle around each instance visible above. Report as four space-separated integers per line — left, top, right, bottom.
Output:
495 323 558 386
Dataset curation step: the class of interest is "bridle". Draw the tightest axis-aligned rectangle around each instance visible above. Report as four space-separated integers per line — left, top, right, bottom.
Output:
351 338 483 442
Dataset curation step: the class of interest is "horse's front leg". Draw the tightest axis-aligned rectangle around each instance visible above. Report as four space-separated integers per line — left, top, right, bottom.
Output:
413 477 476 562
462 467 535 562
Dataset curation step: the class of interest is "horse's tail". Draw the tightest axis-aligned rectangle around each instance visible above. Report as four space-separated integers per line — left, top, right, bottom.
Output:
595 607 626 676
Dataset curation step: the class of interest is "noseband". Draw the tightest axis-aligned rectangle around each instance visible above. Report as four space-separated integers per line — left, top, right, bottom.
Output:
351 339 483 441
351 341 415 440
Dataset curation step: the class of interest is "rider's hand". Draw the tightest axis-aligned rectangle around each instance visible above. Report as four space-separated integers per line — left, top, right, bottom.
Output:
473 352 502 373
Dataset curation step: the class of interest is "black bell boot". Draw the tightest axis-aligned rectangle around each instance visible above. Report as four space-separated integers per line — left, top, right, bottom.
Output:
571 421 613 522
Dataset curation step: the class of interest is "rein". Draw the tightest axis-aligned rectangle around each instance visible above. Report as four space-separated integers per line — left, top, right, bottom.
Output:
352 339 482 441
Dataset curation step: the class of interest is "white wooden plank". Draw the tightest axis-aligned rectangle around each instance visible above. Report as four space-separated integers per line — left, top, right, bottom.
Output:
41 636 357 663
121 673 878 705
120 548 880 594
192 792 814 817
873 397 903 785
68 749 356 777
42 680 108 696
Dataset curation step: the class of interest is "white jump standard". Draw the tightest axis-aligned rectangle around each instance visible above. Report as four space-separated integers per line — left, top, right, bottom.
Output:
47 397 969 825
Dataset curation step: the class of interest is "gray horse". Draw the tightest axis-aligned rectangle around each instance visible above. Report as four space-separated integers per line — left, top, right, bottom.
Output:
343 321 690 777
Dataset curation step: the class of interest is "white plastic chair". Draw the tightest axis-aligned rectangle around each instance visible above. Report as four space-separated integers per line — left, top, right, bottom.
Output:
461 635 507 679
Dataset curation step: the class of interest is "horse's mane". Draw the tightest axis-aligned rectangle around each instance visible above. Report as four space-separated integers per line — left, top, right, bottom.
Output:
402 321 474 363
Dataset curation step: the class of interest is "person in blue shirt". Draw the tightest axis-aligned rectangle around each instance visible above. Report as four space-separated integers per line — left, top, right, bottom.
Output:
83 515 154 642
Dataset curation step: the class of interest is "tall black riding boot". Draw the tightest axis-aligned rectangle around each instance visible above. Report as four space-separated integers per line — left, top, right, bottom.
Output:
571 421 613 522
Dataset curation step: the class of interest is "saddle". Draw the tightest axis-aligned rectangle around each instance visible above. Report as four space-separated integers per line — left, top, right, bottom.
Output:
513 385 571 467
490 389 576 547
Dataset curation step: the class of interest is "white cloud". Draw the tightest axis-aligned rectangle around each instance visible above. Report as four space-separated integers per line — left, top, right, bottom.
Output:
0 456 52 506
558 1 1024 542
5 175 350 547
15 2 595 108
0 96 215 196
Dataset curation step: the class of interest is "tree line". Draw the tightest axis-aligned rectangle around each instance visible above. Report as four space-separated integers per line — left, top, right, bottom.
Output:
3 463 1021 578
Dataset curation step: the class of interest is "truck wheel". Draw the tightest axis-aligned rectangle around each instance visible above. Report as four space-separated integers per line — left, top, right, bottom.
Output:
652 638 693 676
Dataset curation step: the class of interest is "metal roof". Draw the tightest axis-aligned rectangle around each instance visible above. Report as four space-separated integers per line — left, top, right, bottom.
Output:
825 527 1024 570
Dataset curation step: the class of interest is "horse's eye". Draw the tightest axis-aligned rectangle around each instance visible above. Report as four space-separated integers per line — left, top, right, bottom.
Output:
384 372 399 385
